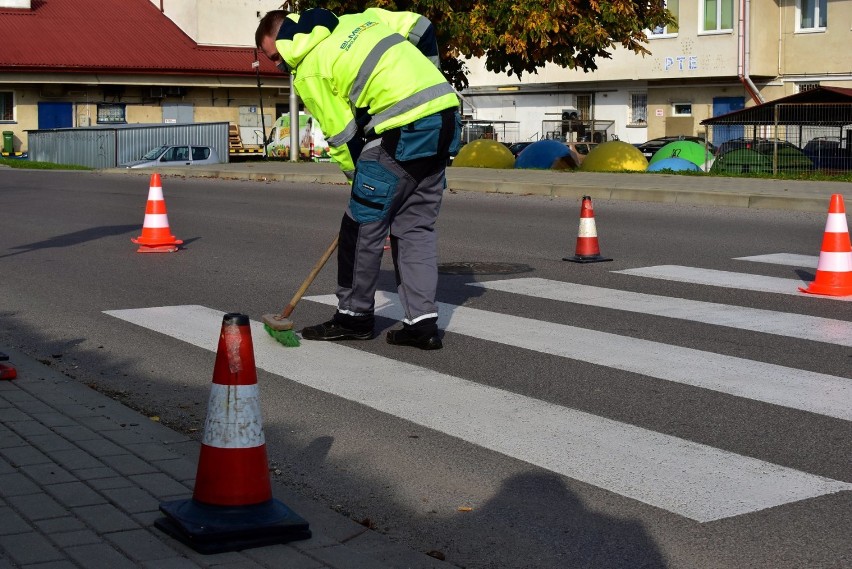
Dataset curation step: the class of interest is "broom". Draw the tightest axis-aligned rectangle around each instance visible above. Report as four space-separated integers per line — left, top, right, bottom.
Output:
262 236 339 347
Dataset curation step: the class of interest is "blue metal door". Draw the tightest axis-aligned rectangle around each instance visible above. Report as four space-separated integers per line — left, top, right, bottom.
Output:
711 97 745 146
37 102 73 129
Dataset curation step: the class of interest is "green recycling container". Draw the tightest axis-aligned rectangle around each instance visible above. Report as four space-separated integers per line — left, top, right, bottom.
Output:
2 131 13 153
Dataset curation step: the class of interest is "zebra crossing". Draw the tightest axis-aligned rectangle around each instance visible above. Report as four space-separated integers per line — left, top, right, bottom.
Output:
104 252 851 525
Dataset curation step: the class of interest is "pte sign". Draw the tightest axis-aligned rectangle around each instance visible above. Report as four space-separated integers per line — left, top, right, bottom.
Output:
664 56 698 72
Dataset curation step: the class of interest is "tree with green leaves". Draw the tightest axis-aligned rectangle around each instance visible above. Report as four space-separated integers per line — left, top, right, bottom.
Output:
297 0 674 90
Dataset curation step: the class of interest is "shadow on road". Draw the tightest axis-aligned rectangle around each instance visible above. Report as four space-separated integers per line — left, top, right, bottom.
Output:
460 471 668 569
0 224 139 258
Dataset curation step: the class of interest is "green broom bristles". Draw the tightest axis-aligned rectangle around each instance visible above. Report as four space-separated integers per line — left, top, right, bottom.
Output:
264 323 301 347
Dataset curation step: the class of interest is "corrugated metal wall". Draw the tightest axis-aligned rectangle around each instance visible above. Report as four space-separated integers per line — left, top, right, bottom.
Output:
27 123 229 168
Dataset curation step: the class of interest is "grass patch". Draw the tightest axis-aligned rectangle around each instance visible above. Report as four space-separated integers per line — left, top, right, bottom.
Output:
640 168 852 183
0 157 92 170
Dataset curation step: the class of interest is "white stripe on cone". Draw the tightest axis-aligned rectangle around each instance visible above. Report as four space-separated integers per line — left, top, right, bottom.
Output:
824 213 849 233
816 251 852 272
201 383 266 449
142 213 171 229
578 218 598 237
147 186 164 201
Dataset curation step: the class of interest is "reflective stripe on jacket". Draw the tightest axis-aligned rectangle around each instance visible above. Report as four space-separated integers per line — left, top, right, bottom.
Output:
275 8 458 176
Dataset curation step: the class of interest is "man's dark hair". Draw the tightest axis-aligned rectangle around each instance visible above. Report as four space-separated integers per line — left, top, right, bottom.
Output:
255 10 289 48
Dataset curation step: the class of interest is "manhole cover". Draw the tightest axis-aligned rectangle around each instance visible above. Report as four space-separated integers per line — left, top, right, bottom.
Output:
437 262 534 275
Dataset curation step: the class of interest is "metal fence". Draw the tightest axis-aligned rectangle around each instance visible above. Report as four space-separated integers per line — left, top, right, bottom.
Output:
705 103 852 175
27 122 230 168
540 119 616 144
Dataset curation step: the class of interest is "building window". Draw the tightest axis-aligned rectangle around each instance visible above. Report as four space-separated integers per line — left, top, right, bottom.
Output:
672 102 692 116
797 0 826 31
576 94 591 120
629 93 648 125
97 103 126 124
0 91 14 122
651 0 679 36
701 0 733 32
798 82 820 92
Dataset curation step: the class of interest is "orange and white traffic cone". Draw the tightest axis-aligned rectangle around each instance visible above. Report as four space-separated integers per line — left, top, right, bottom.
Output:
156 313 310 554
564 195 612 263
0 352 16 381
799 194 852 297
131 173 183 253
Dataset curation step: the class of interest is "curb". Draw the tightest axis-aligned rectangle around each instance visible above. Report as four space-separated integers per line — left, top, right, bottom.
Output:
101 166 849 213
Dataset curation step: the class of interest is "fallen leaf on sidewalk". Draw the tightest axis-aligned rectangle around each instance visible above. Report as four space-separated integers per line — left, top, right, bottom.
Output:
457 506 473 512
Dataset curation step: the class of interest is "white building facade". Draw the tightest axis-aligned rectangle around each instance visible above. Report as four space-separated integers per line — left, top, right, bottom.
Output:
458 0 852 145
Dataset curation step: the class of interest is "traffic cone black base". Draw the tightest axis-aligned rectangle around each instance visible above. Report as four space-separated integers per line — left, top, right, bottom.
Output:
563 253 613 263
156 498 311 554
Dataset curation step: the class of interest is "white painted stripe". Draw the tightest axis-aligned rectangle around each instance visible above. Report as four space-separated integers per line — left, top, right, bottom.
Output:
310 292 852 420
577 218 597 237
202 383 265 449
104 305 851 522
817 251 852 272
467 278 852 347
615 265 852 302
734 253 818 268
142 213 170 229
825 212 849 233
147 186 164 201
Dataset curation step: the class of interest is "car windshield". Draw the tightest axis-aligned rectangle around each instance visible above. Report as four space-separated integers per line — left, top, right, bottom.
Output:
141 146 169 160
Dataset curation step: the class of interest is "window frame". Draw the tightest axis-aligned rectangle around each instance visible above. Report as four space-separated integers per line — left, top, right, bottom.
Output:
96 103 127 125
0 90 16 123
649 0 679 38
699 0 734 34
629 93 649 126
671 102 693 117
795 0 827 32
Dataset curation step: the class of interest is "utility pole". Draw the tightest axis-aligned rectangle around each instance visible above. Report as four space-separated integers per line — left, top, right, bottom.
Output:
252 50 268 160
281 0 300 162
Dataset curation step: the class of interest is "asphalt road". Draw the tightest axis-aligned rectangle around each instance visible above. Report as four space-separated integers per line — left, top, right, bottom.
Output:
1 170 850 569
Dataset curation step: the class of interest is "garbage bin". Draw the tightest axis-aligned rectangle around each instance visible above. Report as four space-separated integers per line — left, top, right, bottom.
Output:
2 131 13 154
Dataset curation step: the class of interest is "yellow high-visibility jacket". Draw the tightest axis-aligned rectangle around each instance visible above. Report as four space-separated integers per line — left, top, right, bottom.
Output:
275 8 458 179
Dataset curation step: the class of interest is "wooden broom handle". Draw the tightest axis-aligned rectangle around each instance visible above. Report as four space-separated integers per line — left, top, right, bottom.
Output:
279 236 339 319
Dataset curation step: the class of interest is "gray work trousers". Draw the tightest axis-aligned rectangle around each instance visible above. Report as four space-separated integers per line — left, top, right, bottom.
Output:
336 138 446 325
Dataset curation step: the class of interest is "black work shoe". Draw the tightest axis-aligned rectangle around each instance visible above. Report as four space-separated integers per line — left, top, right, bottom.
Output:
386 319 442 350
301 319 372 341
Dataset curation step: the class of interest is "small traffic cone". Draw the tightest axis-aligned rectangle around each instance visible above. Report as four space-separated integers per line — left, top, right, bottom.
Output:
156 313 310 554
799 194 852 297
564 195 612 263
131 173 183 253
0 352 16 381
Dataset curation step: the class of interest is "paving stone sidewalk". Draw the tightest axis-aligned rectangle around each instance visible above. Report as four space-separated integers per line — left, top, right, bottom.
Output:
0 347 449 569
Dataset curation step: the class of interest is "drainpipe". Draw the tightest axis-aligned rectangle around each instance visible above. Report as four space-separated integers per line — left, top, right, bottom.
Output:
738 0 765 104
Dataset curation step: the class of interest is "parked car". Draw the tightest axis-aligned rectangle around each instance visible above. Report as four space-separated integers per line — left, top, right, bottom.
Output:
565 141 597 164
802 136 852 170
636 136 716 160
508 141 534 157
713 138 814 172
121 145 221 168
714 137 806 155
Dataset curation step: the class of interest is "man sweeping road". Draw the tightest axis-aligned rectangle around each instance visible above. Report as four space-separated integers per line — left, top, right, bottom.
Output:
256 7 461 350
